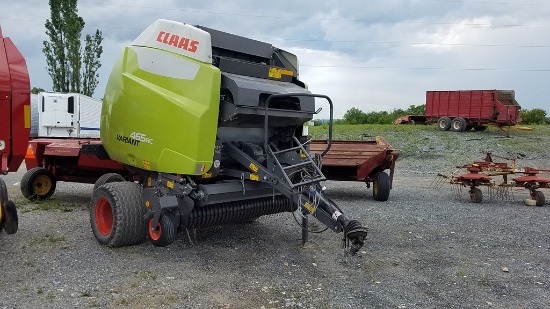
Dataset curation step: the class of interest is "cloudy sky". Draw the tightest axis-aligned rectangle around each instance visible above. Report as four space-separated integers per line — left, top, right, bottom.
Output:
1 0 549 118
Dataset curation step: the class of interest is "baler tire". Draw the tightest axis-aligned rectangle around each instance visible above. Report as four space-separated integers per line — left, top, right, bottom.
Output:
532 191 545 207
373 172 390 201
451 117 467 132
90 182 146 247
2 200 18 234
93 173 126 192
20 167 57 201
470 187 483 203
148 211 177 247
437 117 452 131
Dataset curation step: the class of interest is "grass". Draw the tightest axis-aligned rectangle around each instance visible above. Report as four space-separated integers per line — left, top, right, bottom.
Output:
30 235 66 246
18 199 76 213
309 124 550 164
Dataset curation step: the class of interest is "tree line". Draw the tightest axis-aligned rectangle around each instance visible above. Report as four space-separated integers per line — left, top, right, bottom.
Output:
315 105 548 125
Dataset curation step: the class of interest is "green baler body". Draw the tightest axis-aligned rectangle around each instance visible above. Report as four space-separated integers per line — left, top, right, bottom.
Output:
102 46 221 175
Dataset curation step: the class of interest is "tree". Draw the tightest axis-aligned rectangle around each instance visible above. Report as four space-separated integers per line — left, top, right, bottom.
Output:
31 87 46 94
520 108 547 124
343 107 368 125
43 0 103 96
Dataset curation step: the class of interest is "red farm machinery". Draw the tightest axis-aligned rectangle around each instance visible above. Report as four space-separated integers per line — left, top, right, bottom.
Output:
394 90 522 136
0 25 30 234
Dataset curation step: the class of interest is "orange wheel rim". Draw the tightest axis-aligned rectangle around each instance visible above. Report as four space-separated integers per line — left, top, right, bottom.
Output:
95 197 113 236
148 219 161 240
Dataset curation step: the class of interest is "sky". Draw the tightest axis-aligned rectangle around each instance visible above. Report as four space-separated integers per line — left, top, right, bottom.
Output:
1 0 549 119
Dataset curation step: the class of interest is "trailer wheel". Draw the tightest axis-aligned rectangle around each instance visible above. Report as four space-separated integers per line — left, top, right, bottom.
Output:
93 173 125 192
1 200 18 234
20 167 57 200
90 182 146 247
437 117 452 131
469 187 483 203
474 125 488 131
373 172 390 201
531 191 545 207
451 117 467 132
148 211 177 247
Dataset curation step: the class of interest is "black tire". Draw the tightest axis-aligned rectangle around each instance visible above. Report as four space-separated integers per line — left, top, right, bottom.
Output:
532 191 545 207
0 177 7 205
437 117 452 131
148 211 177 247
90 182 146 247
474 125 488 131
451 117 467 132
20 167 57 200
2 200 18 234
373 172 391 201
470 187 483 203
0 178 7 231
93 173 125 192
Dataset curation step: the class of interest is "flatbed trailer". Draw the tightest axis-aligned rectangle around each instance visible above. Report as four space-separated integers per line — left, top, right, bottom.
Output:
21 136 399 203
22 138 127 200
310 136 398 201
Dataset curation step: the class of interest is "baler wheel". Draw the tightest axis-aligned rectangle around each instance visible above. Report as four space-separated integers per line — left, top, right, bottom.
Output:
437 117 452 131
373 171 390 201
20 167 56 200
90 182 146 247
93 173 125 192
148 211 177 247
469 187 483 203
531 190 545 207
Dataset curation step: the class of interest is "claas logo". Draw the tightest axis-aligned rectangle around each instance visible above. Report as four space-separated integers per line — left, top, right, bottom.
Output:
156 31 199 53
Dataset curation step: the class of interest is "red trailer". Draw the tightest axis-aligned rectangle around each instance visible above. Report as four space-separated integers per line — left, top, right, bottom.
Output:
394 90 522 134
22 138 127 200
0 25 30 234
310 137 398 201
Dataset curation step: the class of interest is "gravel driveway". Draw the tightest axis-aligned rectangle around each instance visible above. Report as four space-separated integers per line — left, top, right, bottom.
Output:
1 127 549 308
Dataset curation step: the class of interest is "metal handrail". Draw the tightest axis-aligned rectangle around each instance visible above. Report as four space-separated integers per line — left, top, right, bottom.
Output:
263 93 333 157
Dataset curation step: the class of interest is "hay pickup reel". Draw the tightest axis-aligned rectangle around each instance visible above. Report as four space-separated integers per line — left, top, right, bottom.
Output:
434 153 549 206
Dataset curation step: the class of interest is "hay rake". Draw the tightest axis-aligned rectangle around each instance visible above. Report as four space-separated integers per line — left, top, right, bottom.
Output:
434 153 549 206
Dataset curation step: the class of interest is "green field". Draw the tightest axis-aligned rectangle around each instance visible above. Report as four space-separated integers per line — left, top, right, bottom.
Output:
309 124 550 171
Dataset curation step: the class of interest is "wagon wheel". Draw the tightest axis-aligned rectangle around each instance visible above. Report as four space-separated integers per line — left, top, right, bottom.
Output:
451 117 467 132
531 190 545 207
437 117 452 131
373 172 390 201
20 167 57 200
474 125 488 131
469 187 483 203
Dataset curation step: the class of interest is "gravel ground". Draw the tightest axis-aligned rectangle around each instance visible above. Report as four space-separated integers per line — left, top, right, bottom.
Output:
1 128 549 308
